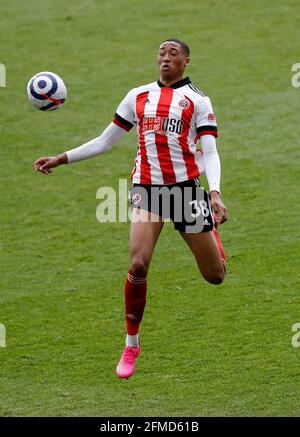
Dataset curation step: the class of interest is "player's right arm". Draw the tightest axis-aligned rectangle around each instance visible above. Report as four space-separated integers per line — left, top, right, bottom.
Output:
33 89 136 175
33 122 128 174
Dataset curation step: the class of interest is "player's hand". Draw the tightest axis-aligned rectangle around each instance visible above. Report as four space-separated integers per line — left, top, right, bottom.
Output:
33 153 67 175
210 191 228 225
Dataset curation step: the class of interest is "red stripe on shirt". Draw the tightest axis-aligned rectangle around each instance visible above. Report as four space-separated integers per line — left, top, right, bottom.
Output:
178 95 199 180
155 88 176 184
130 153 139 181
136 91 151 184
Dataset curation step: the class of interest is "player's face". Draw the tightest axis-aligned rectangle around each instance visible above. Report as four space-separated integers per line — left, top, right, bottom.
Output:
157 42 189 81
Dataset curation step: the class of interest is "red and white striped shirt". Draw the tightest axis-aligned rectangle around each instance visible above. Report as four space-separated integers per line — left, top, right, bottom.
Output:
113 77 218 185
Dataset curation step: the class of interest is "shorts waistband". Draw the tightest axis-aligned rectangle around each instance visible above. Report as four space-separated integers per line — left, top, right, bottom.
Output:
133 178 199 188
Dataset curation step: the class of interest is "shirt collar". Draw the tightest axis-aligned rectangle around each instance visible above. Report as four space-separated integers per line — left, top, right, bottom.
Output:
157 76 191 89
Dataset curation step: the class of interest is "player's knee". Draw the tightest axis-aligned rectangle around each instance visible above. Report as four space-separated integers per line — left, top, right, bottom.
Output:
209 272 225 285
130 257 149 276
204 266 226 285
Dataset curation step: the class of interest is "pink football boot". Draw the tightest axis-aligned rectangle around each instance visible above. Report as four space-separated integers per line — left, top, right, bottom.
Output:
116 342 141 379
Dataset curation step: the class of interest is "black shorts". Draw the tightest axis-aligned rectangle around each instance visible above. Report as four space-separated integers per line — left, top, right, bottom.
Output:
129 179 214 233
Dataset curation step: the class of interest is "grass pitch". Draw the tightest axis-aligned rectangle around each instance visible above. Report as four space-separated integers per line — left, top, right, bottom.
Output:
0 0 300 416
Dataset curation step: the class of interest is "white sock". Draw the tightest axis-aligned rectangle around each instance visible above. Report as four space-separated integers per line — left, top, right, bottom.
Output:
126 334 139 347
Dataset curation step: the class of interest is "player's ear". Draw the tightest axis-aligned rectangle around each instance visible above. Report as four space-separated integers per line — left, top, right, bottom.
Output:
185 57 190 68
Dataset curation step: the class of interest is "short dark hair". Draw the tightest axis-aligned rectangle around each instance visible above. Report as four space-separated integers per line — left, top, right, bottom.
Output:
159 38 190 56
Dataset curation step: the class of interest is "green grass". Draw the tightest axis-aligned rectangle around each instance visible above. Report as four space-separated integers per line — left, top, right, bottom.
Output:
1 0 300 416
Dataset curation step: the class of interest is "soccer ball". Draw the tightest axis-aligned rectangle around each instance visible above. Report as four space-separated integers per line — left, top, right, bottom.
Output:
27 71 67 111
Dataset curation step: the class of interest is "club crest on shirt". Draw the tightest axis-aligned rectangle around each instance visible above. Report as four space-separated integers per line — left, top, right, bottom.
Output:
131 192 142 205
178 99 190 109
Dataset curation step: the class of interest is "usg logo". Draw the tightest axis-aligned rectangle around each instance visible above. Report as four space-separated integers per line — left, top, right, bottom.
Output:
0 324 6 347
0 64 6 87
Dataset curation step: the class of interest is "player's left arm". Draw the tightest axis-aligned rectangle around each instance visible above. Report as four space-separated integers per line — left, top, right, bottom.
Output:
200 134 228 224
195 95 228 224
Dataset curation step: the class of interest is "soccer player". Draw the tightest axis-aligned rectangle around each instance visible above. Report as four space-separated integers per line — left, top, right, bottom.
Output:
33 38 228 379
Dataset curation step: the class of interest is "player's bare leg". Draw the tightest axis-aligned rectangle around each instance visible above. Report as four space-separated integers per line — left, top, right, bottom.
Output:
180 230 226 284
129 208 164 275
116 208 164 379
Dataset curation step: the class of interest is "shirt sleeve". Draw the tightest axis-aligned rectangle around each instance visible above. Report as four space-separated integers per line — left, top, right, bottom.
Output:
195 96 218 138
66 123 126 163
113 89 136 132
200 134 221 193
